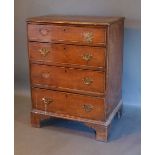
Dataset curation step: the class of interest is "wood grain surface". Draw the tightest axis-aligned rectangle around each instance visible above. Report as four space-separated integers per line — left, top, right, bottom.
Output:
30 64 106 95
32 88 105 121
28 24 107 45
29 42 106 69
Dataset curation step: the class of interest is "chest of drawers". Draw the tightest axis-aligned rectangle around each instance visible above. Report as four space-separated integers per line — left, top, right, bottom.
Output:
27 15 124 142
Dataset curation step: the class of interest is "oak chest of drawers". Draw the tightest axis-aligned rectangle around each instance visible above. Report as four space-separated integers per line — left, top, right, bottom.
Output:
27 15 124 142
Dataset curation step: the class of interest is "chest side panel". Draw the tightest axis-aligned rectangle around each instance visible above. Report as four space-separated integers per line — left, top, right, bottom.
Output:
105 20 124 118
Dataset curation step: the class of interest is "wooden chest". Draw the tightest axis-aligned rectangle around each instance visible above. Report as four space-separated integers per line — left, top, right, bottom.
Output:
27 15 124 142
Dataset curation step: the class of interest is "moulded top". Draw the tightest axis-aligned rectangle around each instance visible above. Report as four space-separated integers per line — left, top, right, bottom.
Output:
27 15 125 26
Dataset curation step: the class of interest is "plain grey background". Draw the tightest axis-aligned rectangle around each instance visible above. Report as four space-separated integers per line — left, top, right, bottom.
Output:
14 0 141 106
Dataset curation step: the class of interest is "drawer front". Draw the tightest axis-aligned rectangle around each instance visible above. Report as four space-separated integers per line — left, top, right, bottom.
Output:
28 24 107 45
29 42 106 68
31 64 105 94
32 88 105 121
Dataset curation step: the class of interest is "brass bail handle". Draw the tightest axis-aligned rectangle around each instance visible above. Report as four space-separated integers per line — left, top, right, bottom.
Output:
82 53 93 61
83 104 94 112
83 32 93 43
39 48 49 57
83 77 93 85
42 97 53 105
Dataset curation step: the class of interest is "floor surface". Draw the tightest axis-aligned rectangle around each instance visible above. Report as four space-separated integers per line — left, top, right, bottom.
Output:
15 94 141 155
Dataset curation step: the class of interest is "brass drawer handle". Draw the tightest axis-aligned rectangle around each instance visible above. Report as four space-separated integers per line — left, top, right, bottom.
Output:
41 72 50 79
83 32 93 43
82 53 93 61
83 104 94 112
39 48 49 57
39 28 49 36
42 97 53 105
83 77 93 85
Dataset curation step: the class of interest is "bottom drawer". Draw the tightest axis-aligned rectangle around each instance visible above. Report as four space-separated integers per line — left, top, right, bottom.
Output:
32 88 105 121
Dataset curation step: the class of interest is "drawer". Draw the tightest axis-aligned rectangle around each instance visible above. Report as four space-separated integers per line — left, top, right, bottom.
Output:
29 42 106 69
32 88 105 121
31 64 106 95
28 24 107 45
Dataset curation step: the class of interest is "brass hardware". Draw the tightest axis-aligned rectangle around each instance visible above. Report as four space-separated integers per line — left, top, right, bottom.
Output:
82 53 93 61
83 77 93 85
42 97 53 105
41 72 50 79
83 104 94 112
39 48 49 57
83 32 93 43
39 28 49 36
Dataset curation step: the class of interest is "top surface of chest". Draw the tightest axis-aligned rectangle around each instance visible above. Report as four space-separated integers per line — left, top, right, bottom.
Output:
27 15 124 26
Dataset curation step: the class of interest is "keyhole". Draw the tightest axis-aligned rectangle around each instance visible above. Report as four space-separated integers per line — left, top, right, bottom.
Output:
65 68 67 73
63 29 66 32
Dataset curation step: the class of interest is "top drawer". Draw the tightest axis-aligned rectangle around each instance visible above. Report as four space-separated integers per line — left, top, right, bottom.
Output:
28 24 107 45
